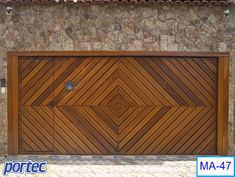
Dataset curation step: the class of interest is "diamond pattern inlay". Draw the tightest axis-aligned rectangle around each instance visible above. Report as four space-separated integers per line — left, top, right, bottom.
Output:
19 56 218 155
107 94 131 118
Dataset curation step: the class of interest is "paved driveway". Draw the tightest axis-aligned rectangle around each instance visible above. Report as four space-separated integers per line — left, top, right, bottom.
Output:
0 155 196 177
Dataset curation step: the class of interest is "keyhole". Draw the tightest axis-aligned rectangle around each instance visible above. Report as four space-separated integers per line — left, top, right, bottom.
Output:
65 81 75 91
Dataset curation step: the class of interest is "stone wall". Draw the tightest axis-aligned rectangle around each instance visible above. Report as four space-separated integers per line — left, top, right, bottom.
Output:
0 4 234 154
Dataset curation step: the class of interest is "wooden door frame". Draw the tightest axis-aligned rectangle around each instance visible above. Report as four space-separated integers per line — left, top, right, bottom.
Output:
7 51 229 155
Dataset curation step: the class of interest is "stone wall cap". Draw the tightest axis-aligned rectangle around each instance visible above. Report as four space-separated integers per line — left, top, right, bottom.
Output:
0 0 234 5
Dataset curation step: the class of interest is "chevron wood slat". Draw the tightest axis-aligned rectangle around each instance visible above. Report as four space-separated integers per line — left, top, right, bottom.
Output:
19 56 218 155
124 58 175 106
54 106 118 154
123 106 179 154
54 107 100 154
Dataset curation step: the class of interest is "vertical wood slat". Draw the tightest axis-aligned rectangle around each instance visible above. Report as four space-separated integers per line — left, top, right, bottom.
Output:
8 55 19 155
217 56 229 155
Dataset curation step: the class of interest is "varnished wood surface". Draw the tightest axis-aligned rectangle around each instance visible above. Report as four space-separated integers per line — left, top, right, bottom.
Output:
8 51 229 57
8 51 229 155
217 56 229 155
8 55 19 155
17 56 219 155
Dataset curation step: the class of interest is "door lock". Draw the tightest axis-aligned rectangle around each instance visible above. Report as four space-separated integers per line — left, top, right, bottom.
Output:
65 81 75 91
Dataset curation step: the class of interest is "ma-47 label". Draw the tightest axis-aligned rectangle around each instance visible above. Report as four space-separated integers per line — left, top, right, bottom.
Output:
197 157 234 177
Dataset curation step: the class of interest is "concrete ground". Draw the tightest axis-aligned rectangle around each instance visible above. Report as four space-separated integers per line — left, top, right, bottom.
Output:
0 155 196 177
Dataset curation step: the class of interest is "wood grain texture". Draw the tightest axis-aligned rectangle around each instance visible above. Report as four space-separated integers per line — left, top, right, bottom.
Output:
217 56 229 155
18 57 54 153
8 51 229 57
19 57 53 106
20 106 54 153
8 55 19 155
8 51 229 155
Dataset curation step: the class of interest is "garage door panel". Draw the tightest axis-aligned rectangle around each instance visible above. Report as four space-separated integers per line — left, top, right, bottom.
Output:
128 58 177 106
54 107 94 154
153 59 204 106
76 106 119 146
88 106 119 134
119 67 154 106
98 86 119 106
19 57 34 72
118 79 146 106
193 58 217 82
54 106 118 154
54 57 118 106
134 57 217 106
118 87 139 106
21 138 34 152
82 68 119 106
89 106 119 132
199 138 216 155
165 59 215 106
71 59 118 106
19 57 53 106
169 107 216 154
119 106 171 154
186 59 216 88
182 120 217 154
54 130 83 154
119 106 145 132
120 59 168 106
54 123 87 154
54 139 69 154
149 58 199 106
159 107 215 154
54 106 101 154
19 57 49 82
126 107 179 154
139 107 196 154
202 59 217 73
158 59 208 105
119 107 164 151
18 55 219 155
53 57 90 105
119 60 157 106
54 106 105 154
178 59 216 102
119 107 155 143
20 106 54 153
151 107 207 154
138 58 189 105
21 131 42 152
53 57 94 105
191 129 217 155
78 62 119 105
133 107 187 154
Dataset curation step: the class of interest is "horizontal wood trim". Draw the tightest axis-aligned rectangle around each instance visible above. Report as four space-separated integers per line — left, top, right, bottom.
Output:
8 51 229 58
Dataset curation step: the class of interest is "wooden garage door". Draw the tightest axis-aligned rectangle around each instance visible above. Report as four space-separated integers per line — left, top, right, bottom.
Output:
19 56 218 155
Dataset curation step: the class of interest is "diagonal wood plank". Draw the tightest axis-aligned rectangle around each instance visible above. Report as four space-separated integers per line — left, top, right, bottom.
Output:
18 56 218 155
20 106 53 153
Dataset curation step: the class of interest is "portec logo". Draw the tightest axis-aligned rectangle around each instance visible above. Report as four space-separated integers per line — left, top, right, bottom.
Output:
2 160 47 176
